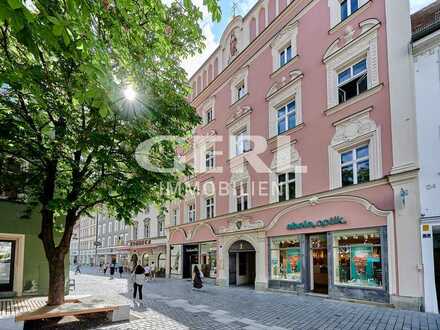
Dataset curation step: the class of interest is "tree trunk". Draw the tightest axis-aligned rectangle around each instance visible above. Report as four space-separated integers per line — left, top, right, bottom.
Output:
47 253 66 306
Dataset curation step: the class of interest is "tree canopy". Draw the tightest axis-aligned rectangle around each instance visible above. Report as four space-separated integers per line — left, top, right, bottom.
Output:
0 0 220 304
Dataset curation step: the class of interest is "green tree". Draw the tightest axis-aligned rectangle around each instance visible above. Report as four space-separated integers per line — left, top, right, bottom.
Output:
0 0 220 305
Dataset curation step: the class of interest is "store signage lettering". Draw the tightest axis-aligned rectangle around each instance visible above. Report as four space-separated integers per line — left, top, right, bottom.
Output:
185 248 198 253
287 216 346 230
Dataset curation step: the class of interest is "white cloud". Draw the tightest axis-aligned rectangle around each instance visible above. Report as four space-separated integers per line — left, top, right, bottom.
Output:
410 0 437 13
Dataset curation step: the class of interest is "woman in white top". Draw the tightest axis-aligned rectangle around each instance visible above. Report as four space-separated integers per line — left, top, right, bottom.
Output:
131 264 145 304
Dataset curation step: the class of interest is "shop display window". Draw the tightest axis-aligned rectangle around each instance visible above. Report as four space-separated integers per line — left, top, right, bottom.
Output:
200 242 217 278
333 229 383 288
270 236 302 281
170 245 182 275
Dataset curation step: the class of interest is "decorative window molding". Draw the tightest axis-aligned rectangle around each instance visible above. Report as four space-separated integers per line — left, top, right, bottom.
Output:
271 21 298 72
186 200 196 223
328 109 382 189
324 22 380 109
230 67 249 105
270 142 302 203
201 96 215 126
267 72 303 139
328 0 370 29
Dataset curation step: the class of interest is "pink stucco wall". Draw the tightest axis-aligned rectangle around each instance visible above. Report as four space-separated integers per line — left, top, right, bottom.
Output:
171 0 394 245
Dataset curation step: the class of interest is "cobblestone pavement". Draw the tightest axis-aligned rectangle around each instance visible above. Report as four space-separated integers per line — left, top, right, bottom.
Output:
70 270 440 330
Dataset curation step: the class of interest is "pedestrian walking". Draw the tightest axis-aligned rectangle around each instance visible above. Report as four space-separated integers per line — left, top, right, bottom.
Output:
109 262 115 279
192 265 203 290
144 264 151 281
131 264 145 306
103 263 108 275
118 264 123 278
150 262 156 280
74 263 81 275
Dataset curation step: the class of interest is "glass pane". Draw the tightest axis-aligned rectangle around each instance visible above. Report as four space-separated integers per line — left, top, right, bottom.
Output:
278 173 286 183
280 52 285 66
243 196 248 210
341 0 349 20
277 107 286 118
338 68 351 84
288 172 295 181
356 145 369 159
353 59 367 76
287 111 296 130
0 242 12 285
279 184 287 202
286 46 292 61
288 181 296 200
237 198 242 212
278 117 286 134
341 151 353 164
342 165 354 187
357 74 368 94
357 160 370 183
351 0 359 13
287 100 296 112
271 247 301 281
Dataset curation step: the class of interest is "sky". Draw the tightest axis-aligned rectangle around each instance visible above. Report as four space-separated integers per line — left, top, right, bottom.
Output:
182 0 438 77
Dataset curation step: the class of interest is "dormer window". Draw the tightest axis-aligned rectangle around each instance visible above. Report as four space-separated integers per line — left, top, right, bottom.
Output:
279 45 293 67
338 59 367 104
340 0 359 21
237 82 246 100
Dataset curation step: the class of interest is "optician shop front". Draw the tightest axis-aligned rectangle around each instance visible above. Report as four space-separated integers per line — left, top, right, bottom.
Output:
168 194 395 304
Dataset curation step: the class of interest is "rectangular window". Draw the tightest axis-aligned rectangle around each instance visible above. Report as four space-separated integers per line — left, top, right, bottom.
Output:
338 58 367 104
108 237 111 247
279 45 293 67
205 148 215 170
188 203 196 223
144 221 150 238
333 229 382 288
340 0 359 21
109 222 112 233
234 128 251 156
205 197 215 219
206 108 213 124
341 145 370 187
270 236 302 281
200 242 217 278
277 100 296 134
237 82 246 100
278 172 296 202
172 209 178 226
236 182 249 212
124 233 128 244
158 219 165 236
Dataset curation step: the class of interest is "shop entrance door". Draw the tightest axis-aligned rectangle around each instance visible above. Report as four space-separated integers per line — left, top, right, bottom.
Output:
310 234 328 294
0 240 15 292
183 245 199 279
228 240 256 287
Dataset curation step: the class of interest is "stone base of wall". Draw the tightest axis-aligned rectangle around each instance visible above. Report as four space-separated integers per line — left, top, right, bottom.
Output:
217 278 228 287
268 280 302 293
255 281 268 291
390 295 423 312
329 286 389 304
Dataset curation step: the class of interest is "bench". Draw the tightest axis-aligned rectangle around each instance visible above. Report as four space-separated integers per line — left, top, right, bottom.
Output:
15 295 130 325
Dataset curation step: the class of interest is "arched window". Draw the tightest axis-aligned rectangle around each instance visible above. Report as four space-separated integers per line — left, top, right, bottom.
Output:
144 218 150 238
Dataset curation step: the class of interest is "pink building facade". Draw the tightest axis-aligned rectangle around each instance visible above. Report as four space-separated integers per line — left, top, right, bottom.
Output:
166 0 422 310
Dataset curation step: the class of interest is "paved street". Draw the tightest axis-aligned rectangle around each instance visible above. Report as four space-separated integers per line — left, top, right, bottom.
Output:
70 269 440 330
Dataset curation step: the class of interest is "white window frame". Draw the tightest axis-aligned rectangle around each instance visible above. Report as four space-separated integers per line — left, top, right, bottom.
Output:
328 0 369 28
340 144 370 186
108 222 112 233
187 203 196 223
124 233 128 244
340 0 359 21
144 219 150 238
235 181 249 212
234 128 251 157
271 21 298 71
324 21 380 110
277 171 296 202
337 58 368 104
205 196 215 219
206 108 214 124
237 81 246 100
108 236 111 247
205 147 215 170
279 44 293 68
230 68 248 104
329 111 382 189
277 100 296 134
171 208 179 226
158 218 165 237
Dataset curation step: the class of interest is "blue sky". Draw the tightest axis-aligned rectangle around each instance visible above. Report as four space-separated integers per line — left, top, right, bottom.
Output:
183 0 437 76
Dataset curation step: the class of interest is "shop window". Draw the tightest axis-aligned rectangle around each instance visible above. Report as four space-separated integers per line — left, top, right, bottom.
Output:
278 172 296 202
188 203 196 223
205 196 215 219
235 182 249 212
170 245 182 275
200 242 217 278
338 59 367 104
279 44 293 67
333 229 383 288
270 236 302 281
340 0 359 21
205 148 215 170
277 100 296 134
341 145 370 187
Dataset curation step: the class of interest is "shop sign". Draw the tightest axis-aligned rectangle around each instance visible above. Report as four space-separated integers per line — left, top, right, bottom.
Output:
287 216 346 230
185 248 198 253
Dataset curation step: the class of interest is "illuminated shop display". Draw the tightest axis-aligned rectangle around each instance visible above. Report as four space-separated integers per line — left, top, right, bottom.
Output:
270 236 302 281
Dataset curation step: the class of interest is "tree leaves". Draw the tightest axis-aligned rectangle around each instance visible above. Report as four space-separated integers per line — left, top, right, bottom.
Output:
7 0 21 10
